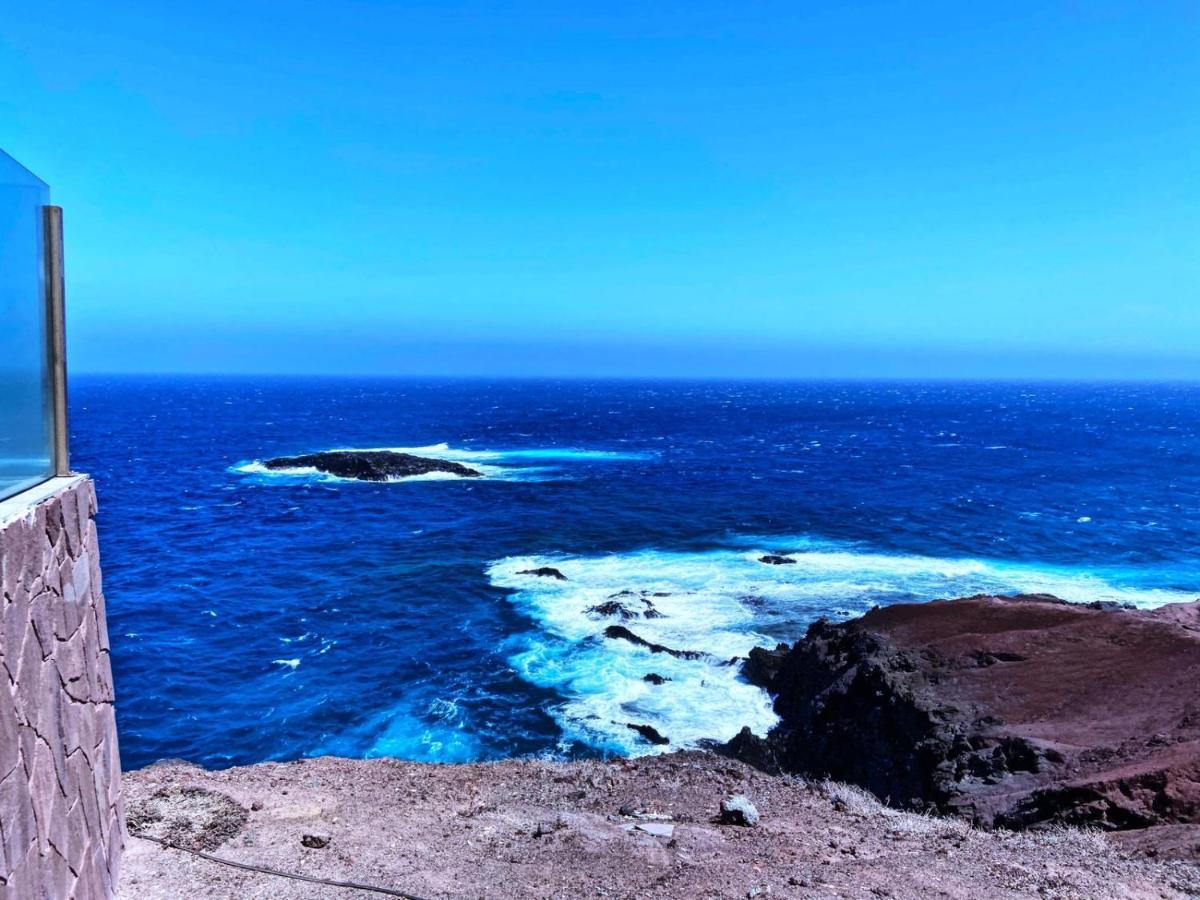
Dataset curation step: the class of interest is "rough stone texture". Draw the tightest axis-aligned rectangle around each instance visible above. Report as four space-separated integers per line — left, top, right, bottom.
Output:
0 477 123 899
723 594 1200 858
118 754 1200 899
263 450 482 480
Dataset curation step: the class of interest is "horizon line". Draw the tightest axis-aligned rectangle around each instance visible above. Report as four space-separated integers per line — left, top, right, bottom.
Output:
68 370 1200 385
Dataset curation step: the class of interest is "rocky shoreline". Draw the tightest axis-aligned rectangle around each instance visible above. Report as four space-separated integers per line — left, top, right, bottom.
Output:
722 593 1200 859
117 593 1200 897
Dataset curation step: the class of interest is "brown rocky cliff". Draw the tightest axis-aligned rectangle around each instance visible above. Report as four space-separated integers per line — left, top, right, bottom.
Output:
723 594 1200 858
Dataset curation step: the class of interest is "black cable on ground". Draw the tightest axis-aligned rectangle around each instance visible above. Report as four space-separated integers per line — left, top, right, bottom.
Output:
135 833 434 900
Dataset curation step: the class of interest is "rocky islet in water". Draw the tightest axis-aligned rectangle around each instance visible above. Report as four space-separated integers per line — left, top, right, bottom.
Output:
263 449 483 481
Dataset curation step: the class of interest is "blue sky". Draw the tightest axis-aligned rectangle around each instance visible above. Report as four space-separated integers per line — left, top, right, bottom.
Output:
2 1 1197 377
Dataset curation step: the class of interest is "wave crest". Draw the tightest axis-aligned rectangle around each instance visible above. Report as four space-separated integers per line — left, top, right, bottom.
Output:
488 538 1196 757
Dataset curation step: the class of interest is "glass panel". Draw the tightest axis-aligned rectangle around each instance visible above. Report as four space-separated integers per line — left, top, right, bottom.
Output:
0 150 52 501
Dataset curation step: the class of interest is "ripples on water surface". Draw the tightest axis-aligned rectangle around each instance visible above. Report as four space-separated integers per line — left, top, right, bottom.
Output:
70 377 1200 768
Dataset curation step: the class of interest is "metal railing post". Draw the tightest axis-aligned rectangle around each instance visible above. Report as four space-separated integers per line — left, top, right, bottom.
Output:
43 206 69 477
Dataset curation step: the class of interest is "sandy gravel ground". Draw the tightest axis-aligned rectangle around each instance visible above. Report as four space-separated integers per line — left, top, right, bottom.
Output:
118 752 1200 899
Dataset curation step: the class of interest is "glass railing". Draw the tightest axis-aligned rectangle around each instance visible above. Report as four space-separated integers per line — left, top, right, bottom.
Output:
0 150 65 502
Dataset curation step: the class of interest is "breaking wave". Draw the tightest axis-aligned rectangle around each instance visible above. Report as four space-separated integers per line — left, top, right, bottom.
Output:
488 537 1196 757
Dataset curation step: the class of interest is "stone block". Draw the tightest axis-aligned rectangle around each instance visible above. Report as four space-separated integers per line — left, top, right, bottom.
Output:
0 701 19 782
19 507 49 595
1 589 30 662
61 556 84 639
104 802 124 883
71 553 92 610
61 487 82 559
55 619 88 691
93 592 111 655
2 517 37 600
43 842 76 900
14 623 44 723
28 590 59 659
61 795 87 877
0 759 36 863
4 838 37 898
71 749 103 844
44 499 63 551
29 737 60 853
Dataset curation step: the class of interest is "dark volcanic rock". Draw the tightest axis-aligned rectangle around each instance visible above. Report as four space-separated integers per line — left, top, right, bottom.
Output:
721 594 1200 856
627 723 670 746
742 643 790 691
588 600 638 619
264 450 482 481
758 555 796 565
643 673 670 685
603 625 704 660
641 598 666 620
518 567 567 580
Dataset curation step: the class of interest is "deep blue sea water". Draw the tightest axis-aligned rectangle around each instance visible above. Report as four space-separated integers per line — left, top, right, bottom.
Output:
70 377 1200 770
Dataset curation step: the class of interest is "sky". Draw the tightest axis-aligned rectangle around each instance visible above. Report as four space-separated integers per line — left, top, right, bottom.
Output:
2 1 1197 378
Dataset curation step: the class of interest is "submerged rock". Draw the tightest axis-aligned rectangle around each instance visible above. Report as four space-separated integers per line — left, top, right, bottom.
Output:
627 723 670 745
758 555 796 565
603 625 704 660
264 450 482 481
641 598 666 619
587 600 638 619
518 566 567 580
643 673 670 685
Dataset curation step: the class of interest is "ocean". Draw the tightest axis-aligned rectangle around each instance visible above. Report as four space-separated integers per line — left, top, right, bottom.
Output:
71 376 1200 770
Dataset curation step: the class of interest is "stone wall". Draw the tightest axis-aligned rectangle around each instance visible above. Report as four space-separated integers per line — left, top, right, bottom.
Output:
0 476 123 899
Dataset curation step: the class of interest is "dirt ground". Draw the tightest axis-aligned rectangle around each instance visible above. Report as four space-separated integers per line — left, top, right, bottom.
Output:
117 752 1200 900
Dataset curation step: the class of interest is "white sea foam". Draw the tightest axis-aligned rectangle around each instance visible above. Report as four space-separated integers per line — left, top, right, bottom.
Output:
487 538 1197 757
316 695 482 763
352 443 653 463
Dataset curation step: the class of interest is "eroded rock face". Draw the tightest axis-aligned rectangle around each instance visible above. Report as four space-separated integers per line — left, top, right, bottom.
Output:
723 594 1200 854
264 450 482 481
